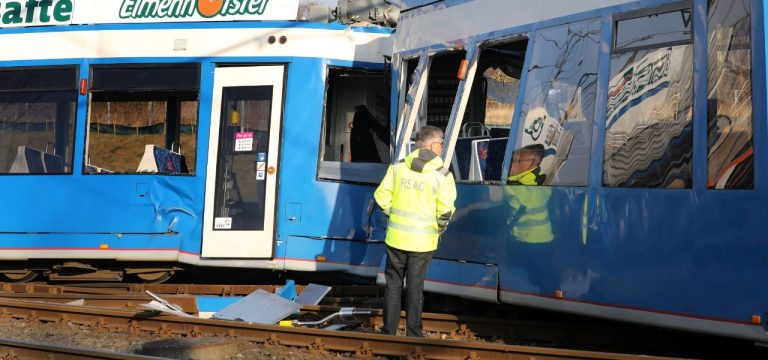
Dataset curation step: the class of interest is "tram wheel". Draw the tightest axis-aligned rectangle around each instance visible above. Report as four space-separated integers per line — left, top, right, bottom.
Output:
1 271 39 283
135 271 174 283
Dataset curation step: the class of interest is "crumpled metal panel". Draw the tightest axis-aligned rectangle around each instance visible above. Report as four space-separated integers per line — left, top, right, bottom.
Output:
212 289 300 324
297 283 332 305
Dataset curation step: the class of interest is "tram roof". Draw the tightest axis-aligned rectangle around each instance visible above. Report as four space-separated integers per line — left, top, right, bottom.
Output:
395 0 648 52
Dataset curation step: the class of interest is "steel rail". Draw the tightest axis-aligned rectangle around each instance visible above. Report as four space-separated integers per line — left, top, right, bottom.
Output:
0 292 672 349
0 292 199 312
0 337 161 359
0 282 287 296
0 298 683 360
0 292 590 342
0 282 382 303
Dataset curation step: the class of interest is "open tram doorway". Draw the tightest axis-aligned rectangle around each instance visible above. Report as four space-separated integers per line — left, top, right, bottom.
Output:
202 66 285 258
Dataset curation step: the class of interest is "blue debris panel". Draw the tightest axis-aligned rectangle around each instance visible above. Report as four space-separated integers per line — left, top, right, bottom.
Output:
212 289 301 324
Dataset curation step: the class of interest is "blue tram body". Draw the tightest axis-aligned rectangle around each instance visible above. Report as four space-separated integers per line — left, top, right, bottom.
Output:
0 0 766 344
383 0 768 342
0 2 392 280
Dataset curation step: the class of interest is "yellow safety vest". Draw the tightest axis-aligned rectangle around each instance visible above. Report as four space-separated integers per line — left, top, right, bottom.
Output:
374 149 457 252
505 167 553 243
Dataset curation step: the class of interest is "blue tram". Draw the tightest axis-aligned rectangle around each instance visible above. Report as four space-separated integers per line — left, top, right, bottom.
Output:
382 0 768 342
0 0 394 282
1 0 766 344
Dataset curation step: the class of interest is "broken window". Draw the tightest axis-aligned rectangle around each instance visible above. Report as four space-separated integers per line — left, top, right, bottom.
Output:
604 3 694 188
707 0 753 189
396 57 420 137
394 56 428 159
453 39 527 183
321 67 390 164
614 5 692 51
511 19 600 186
317 66 391 183
424 51 466 131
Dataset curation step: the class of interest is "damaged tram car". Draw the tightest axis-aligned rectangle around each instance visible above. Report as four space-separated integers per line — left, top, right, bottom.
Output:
0 0 395 283
383 0 768 343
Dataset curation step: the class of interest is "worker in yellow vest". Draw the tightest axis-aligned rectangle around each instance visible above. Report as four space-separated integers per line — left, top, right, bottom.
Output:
505 144 553 243
504 144 554 293
374 125 457 337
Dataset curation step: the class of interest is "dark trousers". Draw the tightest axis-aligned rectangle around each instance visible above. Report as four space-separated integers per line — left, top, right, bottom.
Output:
382 245 434 337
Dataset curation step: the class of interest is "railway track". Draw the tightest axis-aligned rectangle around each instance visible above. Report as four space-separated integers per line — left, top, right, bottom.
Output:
0 297 683 360
0 282 670 349
0 281 381 307
0 291 605 345
0 337 161 359
0 281 761 359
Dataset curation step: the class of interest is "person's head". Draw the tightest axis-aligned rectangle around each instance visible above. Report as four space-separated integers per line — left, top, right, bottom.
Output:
510 144 544 176
416 125 444 156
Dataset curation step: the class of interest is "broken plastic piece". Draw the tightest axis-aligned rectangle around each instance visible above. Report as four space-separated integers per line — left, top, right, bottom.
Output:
140 290 193 318
276 279 297 302
141 300 193 318
146 290 185 312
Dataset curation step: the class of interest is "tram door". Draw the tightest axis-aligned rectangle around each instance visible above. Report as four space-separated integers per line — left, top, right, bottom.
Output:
202 66 284 258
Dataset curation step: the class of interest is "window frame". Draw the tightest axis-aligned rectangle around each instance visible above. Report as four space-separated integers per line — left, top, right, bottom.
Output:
396 49 470 164
443 35 531 185
316 65 391 184
602 2 696 188
612 0 693 54
394 54 432 162
507 18 601 187
0 65 79 176
394 54 416 141
83 63 201 176
704 0 755 190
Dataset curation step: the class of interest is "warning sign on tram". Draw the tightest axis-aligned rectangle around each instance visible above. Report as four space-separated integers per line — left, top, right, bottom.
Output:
235 132 253 152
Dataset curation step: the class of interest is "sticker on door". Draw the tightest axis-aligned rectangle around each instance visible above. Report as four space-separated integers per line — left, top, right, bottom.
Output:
214 217 233 229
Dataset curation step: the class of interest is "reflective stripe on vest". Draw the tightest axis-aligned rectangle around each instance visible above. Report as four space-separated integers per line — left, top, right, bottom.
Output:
387 221 439 235
390 208 435 222
505 180 553 244
513 195 551 243
517 217 551 228
522 204 548 216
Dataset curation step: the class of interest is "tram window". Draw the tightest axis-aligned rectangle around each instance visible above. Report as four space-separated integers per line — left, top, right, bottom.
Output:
397 57 420 131
509 19 600 186
396 56 425 154
424 51 466 131
614 4 692 51
604 5 693 188
85 64 199 175
0 67 77 175
321 67 389 163
707 0 753 189
405 58 419 94
455 40 527 183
